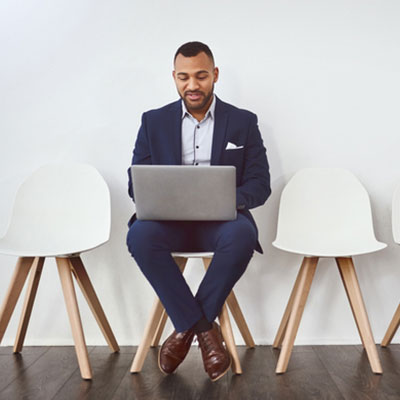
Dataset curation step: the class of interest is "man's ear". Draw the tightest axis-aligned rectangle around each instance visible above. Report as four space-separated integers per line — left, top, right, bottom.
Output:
213 67 219 83
172 70 176 80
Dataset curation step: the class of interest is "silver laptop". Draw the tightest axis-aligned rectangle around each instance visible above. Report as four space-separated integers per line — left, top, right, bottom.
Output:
130 165 237 221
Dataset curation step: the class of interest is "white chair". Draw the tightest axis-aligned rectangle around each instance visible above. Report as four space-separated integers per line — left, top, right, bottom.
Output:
381 185 400 346
0 163 119 380
272 168 386 374
130 252 255 375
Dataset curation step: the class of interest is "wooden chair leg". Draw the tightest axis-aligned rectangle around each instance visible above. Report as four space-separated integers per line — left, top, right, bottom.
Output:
273 258 307 349
150 256 189 348
173 256 189 274
219 302 242 374
13 257 45 353
131 298 166 373
276 257 318 374
202 257 242 374
335 257 365 349
381 302 400 347
0 257 35 344
226 291 255 348
69 256 119 353
151 309 168 347
56 257 92 380
336 257 383 374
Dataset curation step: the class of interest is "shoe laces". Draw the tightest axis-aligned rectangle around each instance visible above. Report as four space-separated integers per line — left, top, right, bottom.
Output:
197 332 214 353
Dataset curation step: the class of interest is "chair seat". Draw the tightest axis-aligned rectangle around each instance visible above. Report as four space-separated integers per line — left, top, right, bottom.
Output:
171 251 214 258
272 239 387 258
0 163 110 259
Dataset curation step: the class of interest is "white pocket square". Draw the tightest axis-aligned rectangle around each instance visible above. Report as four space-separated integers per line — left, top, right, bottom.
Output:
225 142 244 150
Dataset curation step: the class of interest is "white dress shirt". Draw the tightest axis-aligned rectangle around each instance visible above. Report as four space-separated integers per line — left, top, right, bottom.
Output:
181 96 216 166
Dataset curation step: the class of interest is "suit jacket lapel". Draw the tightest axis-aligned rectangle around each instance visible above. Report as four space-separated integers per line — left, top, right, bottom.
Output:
211 97 229 165
169 100 183 165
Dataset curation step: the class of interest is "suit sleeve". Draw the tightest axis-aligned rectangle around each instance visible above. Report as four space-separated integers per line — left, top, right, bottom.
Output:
236 114 271 210
127 113 152 200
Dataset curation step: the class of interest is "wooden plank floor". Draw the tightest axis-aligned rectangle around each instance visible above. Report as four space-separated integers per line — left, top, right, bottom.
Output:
0 345 400 399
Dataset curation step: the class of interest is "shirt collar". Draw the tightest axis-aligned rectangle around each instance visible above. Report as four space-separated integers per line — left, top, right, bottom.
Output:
181 95 216 122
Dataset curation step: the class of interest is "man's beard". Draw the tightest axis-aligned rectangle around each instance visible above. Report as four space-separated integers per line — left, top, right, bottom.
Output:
181 86 214 112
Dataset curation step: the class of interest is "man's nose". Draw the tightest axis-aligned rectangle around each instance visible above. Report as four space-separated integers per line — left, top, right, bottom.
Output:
187 78 200 91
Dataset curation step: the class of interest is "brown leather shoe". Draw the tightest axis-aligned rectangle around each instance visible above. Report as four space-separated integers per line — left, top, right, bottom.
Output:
158 329 195 374
196 322 231 381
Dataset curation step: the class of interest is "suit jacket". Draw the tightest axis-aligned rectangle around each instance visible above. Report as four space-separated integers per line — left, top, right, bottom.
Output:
127 96 271 253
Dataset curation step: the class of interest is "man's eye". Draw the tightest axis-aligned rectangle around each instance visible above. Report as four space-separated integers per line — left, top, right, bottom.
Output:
197 76 207 80
179 77 188 81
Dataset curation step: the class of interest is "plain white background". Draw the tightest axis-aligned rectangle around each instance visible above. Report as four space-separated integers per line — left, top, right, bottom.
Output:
0 0 399 346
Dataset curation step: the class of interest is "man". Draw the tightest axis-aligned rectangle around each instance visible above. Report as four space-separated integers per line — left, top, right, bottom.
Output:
127 41 271 381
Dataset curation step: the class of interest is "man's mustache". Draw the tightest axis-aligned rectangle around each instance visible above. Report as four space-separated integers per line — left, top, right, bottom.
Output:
184 91 204 96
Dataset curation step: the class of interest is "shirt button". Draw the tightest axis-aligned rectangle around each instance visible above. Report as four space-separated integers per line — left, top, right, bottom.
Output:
195 162 199 166
196 125 200 129
196 145 199 149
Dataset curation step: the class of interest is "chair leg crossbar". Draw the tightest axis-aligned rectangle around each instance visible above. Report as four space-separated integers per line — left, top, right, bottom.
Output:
0 256 119 380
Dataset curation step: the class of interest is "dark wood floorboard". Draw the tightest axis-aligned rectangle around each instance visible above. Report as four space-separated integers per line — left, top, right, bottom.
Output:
53 346 134 400
314 344 400 400
270 346 344 400
0 346 94 400
0 346 49 392
1 345 400 399
375 345 400 400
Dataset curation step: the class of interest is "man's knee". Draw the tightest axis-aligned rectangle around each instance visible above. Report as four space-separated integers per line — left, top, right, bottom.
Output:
218 218 257 256
126 221 166 259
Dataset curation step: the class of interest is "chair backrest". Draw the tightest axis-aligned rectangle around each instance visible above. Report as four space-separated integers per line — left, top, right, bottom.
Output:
273 168 386 257
393 185 400 244
2 163 110 256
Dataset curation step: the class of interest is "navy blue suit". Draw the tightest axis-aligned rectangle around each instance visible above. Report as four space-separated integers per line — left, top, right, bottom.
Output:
127 97 271 331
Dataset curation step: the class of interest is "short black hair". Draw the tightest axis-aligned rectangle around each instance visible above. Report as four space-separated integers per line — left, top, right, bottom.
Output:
174 41 214 64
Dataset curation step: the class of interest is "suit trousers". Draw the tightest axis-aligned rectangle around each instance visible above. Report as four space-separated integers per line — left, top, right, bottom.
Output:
126 213 257 332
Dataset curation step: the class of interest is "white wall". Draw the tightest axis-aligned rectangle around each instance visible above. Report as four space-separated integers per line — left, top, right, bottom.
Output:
1 0 399 346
